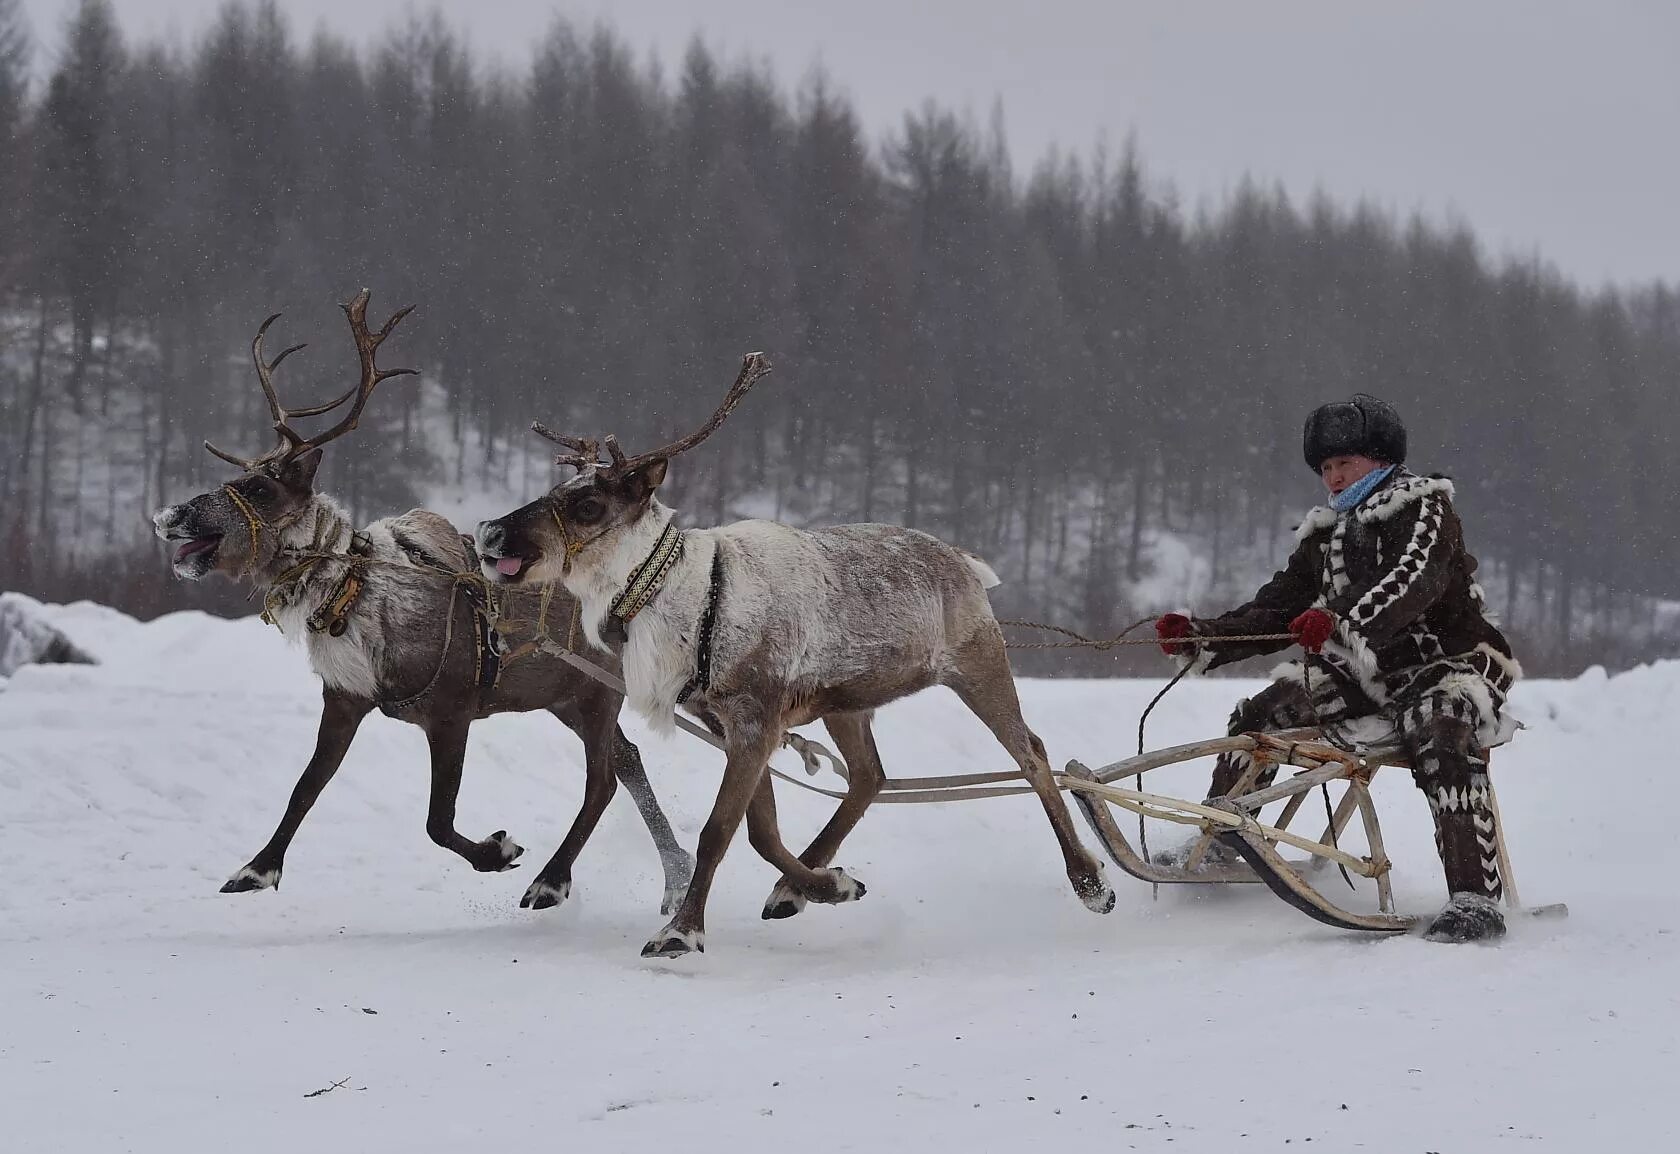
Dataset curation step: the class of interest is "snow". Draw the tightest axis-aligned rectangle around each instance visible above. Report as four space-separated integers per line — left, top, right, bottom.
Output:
0 591 98 675
1 602 1674 1151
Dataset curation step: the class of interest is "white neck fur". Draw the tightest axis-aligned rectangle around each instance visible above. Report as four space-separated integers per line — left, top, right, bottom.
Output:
562 499 714 732
562 500 678 651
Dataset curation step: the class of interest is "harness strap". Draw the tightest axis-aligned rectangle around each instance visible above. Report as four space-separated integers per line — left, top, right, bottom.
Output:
678 548 725 704
607 521 685 640
223 485 266 578
492 580 555 668
448 534 507 691
254 507 345 627
305 531 372 637
456 574 502 692
383 578 465 713
259 556 322 626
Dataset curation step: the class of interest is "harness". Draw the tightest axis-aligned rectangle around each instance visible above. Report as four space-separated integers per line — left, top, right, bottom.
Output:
306 532 372 636
451 537 504 694
379 535 504 711
254 513 504 711
678 548 724 704
604 520 685 644
224 483 307 580
505 513 720 704
254 511 372 639
550 500 605 564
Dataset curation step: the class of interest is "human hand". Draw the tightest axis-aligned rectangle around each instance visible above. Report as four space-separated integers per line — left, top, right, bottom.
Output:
1155 613 1195 657
1289 608 1334 653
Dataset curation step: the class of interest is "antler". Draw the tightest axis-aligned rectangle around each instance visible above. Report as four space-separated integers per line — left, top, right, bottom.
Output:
203 314 311 471
297 289 418 453
530 424 605 472
531 352 772 476
202 289 417 473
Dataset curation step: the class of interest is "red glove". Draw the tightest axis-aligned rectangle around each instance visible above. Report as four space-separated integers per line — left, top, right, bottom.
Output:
1290 608 1335 653
1155 613 1195 656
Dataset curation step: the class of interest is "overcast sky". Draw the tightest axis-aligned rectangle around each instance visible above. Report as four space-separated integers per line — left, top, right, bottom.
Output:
20 0 1680 288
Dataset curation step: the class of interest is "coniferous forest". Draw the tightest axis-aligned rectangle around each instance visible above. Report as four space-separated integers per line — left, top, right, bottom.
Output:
3 0 1677 674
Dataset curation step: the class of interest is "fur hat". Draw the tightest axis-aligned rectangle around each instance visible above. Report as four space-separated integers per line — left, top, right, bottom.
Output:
1302 395 1407 471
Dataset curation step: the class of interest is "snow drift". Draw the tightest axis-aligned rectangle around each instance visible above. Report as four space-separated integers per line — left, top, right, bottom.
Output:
0 591 98 678
0 601 1672 1151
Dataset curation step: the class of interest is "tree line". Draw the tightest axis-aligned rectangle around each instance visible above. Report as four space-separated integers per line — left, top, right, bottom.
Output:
2 0 1676 675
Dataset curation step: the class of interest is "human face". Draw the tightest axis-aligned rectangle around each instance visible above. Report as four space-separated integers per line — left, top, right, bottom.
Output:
1319 454 1385 497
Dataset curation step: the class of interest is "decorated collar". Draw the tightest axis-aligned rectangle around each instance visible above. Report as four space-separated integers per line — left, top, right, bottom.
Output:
607 520 685 636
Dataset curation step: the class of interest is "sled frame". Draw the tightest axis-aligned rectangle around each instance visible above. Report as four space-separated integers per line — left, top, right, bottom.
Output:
849 727 1530 934
1057 727 1535 933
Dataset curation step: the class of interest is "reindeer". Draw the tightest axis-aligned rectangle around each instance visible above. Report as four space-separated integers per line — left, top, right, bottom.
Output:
474 354 1114 958
150 291 693 912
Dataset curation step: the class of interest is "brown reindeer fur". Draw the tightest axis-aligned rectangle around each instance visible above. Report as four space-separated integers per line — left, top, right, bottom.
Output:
152 452 693 912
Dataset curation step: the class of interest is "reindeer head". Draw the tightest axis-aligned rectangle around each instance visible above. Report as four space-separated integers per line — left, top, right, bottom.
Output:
151 290 415 581
475 353 770 587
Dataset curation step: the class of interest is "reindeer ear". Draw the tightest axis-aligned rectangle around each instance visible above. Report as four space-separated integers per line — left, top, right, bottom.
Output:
281 448 323 491
620 459 668 502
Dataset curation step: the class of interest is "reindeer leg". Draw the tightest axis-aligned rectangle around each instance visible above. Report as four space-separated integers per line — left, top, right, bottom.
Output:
945 631 1115 914
423 715 525 873
745 772 868 916
519 702 620 910
642 715 779 958
608 726 695 914
222 687 373 893
762 711 885 920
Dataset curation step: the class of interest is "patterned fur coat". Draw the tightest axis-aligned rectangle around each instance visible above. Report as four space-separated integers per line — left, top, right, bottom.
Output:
1181 470 1520 737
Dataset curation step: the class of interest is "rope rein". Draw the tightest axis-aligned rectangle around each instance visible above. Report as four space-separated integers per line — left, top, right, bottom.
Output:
994 614 1303 886
1000 617 1297 651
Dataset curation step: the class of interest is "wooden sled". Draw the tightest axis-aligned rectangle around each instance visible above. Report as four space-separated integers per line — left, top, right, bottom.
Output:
1054 727 1564 934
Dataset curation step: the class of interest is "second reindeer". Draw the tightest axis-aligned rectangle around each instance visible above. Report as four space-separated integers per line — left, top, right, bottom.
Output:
476 353 1114 958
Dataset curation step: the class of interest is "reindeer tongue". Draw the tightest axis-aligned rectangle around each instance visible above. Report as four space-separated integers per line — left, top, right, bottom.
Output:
174 538 218 563
495 556 524 577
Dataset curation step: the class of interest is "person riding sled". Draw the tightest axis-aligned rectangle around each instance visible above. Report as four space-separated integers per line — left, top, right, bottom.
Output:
1154 395 1521 943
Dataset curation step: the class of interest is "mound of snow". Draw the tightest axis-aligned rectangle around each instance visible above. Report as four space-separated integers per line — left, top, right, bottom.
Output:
0 592 100 676
0 602 1673 1151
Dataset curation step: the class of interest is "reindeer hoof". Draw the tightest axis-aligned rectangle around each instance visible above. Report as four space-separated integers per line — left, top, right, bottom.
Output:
475 831 525 873
811 867 866 905
641 927 704 958
521 878 571 910
1083 886 1117 914
220 865 280 893
1073 866 1116 914
761 879 806 920
660 884 689 917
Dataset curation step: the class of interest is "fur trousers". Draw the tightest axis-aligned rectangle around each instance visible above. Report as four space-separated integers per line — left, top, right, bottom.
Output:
1208 654 1515 899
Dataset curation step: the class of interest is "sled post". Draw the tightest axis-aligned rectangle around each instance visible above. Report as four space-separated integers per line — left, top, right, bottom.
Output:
1349 779 1395 914
1189 751 1270 869
1272 786 1313 835
1485 775 1521 910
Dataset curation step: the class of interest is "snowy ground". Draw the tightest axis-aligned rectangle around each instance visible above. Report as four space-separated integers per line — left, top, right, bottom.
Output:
1 602 1673 1151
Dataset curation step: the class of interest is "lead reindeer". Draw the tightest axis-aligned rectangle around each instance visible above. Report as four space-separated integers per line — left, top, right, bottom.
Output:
476 353 1113 958
151 291 692 911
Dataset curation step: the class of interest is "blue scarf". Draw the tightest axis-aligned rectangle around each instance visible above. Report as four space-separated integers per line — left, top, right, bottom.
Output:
1331 464 1396 512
